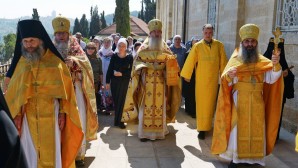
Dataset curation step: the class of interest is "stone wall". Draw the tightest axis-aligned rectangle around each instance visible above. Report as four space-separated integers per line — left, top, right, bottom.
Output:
156 0 298 133
186 0 208 40
217 0 245 57
282 31 298 133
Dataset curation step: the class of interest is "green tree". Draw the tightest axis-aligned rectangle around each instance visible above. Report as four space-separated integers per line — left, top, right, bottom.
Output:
115 0 130 37
89 5 101 37
144 0 156 23
2 33 16 62
79 14 89 38
0 43 4 62
32 8 40 21
73 18 81 35
101 11 107 30
138 0 145 20
113 8 116 23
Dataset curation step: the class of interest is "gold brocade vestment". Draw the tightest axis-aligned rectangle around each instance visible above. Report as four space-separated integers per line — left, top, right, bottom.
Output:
5 49 83 168
122 39 181 132
233 75 265 158
211 49 283 158
137 51 168 132
63 36 98 141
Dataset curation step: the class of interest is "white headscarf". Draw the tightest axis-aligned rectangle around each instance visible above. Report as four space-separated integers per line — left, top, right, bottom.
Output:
117 38 127 47
115 38 127 53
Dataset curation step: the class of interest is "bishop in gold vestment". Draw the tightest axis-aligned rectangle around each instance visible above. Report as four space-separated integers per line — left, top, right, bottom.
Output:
211 24 283 167
5 20 83 168
122 19 181 141
52 15 98 165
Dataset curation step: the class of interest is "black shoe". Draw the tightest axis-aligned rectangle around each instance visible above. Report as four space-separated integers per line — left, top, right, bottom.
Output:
75 160 85 167
237 163 263 167
198 131 205 140
105 111 112 115
228 161 237 168
140 138 149 142
119 123 126 129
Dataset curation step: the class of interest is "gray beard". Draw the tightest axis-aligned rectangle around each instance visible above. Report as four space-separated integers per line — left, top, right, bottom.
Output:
21 43 45 63
148 37 162 50
239 44 259 64
54 39 69 59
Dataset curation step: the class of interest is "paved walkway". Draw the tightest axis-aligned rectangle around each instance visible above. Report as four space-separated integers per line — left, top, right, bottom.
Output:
81 107 297 168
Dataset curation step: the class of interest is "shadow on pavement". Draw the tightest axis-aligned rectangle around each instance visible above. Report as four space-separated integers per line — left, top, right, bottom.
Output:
99 119 185 168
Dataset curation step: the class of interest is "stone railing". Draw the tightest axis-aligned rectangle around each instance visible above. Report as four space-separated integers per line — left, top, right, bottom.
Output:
0 63 10 89
0 63 10 76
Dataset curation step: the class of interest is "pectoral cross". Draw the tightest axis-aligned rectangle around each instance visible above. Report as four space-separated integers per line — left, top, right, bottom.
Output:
33 81 39 92
31 62 41 93
250 76 256 86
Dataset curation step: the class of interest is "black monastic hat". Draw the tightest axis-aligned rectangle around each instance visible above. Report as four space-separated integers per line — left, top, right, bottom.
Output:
6 19 65 78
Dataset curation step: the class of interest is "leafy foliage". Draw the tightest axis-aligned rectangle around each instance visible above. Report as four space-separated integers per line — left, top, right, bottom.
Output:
101 11 107 30
89 6 101 37
0 33 16 63
138 0 156 23
72 18 81 35
79 14 89 38
115 0 130 37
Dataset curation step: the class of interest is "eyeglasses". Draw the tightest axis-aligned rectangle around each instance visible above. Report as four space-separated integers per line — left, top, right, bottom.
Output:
87 47 96 50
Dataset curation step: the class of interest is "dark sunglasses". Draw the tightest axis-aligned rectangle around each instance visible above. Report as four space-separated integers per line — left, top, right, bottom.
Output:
87 47 96 50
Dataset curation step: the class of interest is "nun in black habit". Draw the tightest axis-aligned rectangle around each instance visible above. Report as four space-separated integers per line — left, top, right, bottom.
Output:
263 37 295 140
0 87 28 168
105 38 133 129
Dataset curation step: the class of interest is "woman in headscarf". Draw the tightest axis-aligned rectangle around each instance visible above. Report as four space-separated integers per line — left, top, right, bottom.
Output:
99 37 114 112
86 42 103 112
105 38 133 129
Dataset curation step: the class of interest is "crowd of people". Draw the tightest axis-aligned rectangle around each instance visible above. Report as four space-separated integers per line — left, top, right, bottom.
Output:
0 14 296 168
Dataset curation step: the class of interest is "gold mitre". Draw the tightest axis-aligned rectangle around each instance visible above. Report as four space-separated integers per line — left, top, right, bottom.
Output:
52 15 70 34
239 23 259 41
148 19 162 32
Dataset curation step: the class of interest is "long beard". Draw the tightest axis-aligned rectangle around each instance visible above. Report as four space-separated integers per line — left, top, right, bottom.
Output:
54 39 69 59
148 37 162 50
21 43 45 63
239 43 259 64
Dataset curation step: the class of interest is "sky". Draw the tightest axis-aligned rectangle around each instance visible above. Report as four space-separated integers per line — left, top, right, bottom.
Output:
0 0 142 19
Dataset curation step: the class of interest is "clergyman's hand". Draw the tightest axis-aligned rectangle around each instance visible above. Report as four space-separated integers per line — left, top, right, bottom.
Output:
58 113 66 131
65 56 74 68
183 78 190 82
14 115 22 132
227 67 237 79
283 69 288 77
272 50 281 65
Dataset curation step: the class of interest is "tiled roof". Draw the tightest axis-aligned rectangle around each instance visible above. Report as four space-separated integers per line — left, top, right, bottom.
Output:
97 16 149 36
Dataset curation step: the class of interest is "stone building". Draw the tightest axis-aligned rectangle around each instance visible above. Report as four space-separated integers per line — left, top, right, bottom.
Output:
156 0 298 133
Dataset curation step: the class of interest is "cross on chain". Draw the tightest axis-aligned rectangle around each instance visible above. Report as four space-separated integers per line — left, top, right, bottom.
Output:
32 81 39 92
